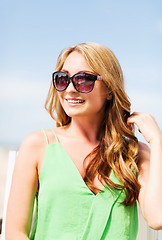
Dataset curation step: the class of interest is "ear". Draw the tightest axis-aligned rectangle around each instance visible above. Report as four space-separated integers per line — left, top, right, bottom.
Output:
107 94 112 100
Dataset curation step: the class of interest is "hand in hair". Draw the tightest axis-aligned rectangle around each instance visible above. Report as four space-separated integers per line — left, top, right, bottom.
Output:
127 112 162 144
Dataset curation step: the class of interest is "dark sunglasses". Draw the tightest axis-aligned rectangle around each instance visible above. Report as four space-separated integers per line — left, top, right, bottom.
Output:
52 71 102 93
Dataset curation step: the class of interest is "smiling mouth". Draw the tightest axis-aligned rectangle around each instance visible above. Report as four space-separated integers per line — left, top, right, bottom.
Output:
65 99 85 104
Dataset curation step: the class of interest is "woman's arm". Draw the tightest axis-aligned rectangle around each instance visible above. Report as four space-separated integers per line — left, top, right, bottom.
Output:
127 112 162 230
5 131 43 240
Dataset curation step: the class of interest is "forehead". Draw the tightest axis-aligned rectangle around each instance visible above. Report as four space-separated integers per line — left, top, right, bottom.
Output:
62 51 93 74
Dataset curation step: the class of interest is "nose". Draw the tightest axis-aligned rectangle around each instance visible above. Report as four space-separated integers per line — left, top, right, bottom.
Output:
66 79 77 92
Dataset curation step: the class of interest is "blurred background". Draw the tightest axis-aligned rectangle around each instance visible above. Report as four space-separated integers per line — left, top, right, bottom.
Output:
0 0 162 233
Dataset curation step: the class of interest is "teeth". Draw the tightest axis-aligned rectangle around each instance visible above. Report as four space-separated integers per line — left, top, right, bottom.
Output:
66 99 84 103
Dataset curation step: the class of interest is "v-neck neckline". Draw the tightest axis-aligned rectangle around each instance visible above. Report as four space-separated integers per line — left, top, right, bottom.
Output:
53 141 112 197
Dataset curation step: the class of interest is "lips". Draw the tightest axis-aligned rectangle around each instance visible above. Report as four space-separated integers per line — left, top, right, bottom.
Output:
65 98 85 104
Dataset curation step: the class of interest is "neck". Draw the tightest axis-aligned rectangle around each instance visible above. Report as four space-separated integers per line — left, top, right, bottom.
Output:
66 116 103 144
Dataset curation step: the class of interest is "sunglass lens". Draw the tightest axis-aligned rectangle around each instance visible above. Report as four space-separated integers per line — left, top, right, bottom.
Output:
54 72 68 91
74 73 95 93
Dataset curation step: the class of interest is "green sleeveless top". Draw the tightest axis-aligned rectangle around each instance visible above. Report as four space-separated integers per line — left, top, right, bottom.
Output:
29 129 138 240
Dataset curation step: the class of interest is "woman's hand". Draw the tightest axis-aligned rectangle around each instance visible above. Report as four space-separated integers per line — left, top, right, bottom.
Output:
127 112 162 144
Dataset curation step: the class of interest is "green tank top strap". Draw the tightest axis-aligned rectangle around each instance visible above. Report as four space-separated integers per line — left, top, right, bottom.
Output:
41 129 49 144
50 129 59 143
41 129 59 144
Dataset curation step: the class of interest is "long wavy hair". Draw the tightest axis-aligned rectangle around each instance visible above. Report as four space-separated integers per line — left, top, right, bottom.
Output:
45 42 140 206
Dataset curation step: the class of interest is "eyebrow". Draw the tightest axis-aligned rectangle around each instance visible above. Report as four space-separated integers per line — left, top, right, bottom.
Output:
61 69 69 74
61 69 97 75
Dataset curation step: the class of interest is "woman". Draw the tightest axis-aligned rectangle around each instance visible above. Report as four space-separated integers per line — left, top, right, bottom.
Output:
6 42 162 240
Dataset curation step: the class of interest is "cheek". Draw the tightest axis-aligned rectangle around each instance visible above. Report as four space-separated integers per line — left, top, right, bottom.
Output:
57 93 65 109
96 88 108 103
95 81 108 97
57 92 63 102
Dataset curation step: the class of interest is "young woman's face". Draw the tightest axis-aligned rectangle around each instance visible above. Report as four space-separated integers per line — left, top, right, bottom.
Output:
57 51 109 120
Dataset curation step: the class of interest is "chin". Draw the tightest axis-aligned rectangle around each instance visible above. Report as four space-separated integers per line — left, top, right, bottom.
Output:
65 112 83 118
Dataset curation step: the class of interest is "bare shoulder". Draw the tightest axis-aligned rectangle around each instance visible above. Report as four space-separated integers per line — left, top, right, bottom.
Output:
19 127 68 154
17 129 48 166
20 129 46 151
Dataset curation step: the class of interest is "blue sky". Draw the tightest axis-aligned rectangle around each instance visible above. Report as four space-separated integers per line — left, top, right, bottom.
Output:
1 0 162 147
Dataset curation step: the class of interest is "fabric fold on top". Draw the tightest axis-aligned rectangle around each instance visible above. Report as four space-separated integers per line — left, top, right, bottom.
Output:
80 171 123 240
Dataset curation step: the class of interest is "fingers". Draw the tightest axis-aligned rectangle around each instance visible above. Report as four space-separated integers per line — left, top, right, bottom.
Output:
127 112 153 124
127 112 149 131
127 112 138 125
